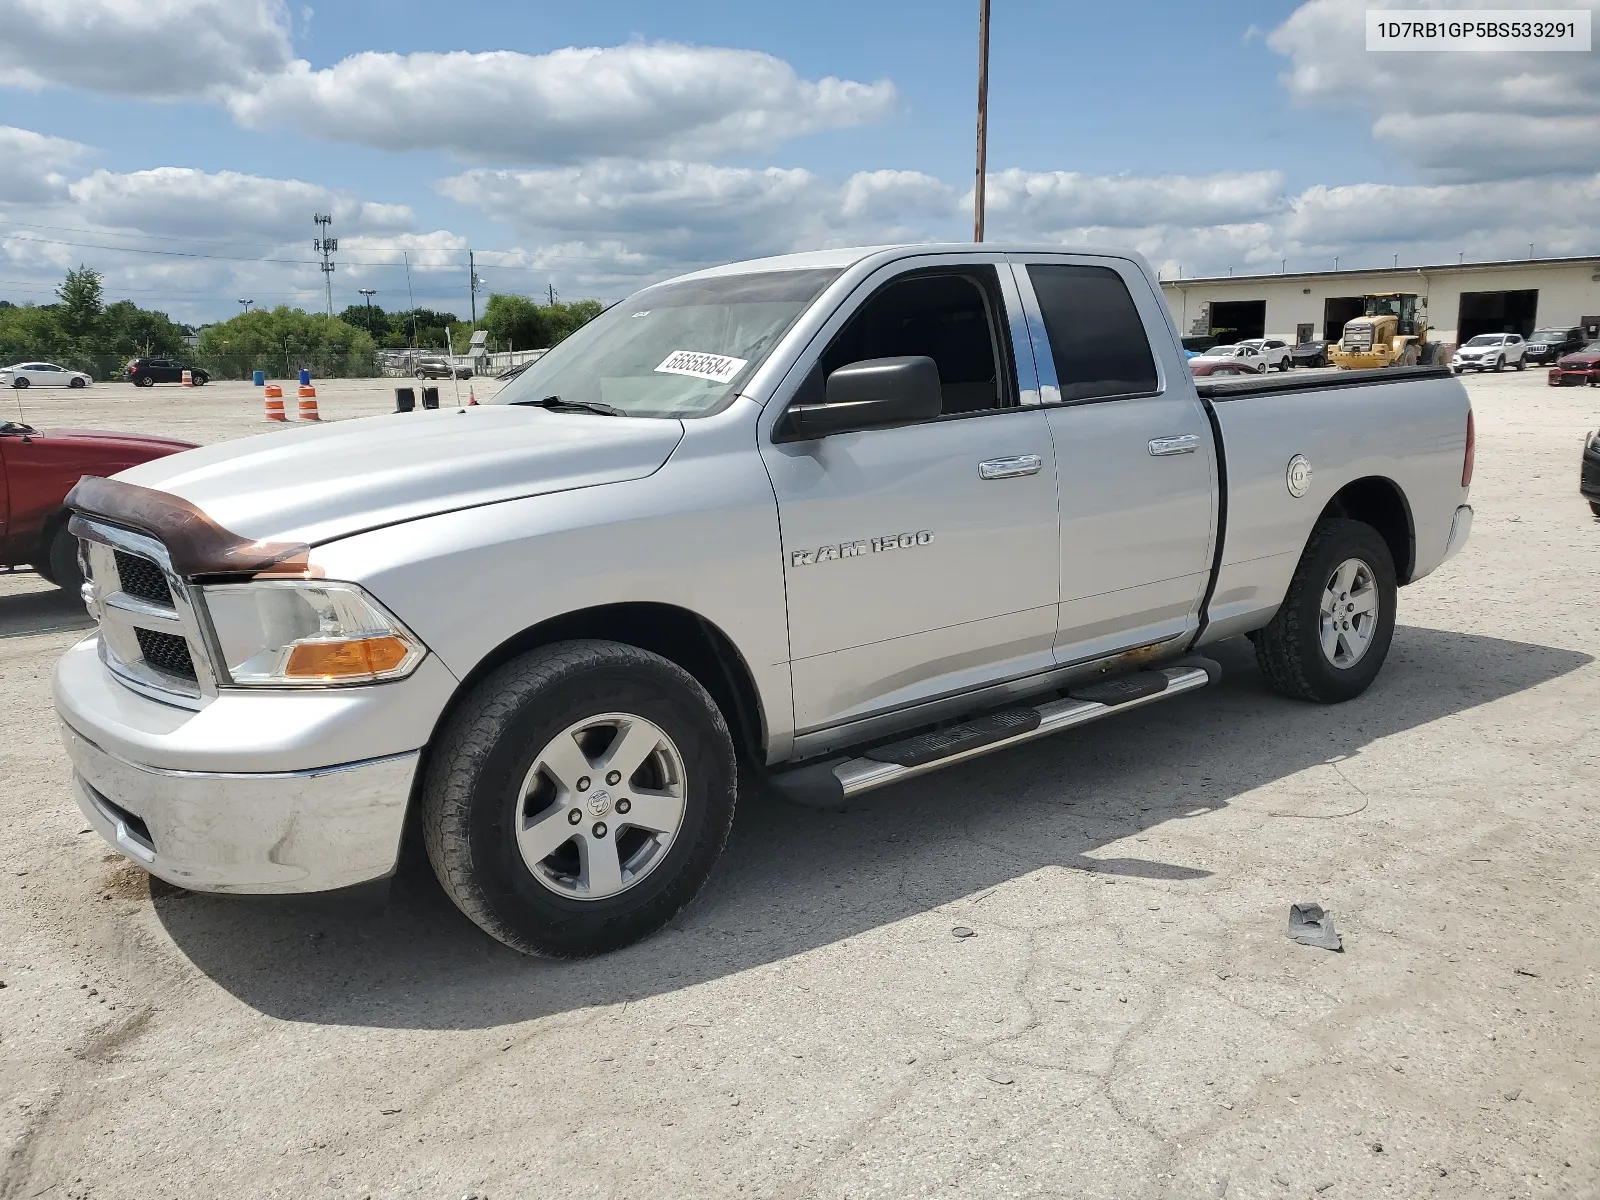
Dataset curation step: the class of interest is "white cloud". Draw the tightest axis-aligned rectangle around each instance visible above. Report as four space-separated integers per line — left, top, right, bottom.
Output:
0 0 292 101
983 169 1286 233
65 167 414 241
0 125 90 204
1269 0 1600 180
226 44 896 162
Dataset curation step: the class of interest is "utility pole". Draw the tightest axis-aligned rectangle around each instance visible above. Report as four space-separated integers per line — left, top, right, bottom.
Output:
469 250 481 322
973 0 991 241
313 214 336 318
359 288 376 334
548 282 557 306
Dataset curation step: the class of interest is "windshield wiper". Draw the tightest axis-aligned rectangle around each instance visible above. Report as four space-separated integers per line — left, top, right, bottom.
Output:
515 394 626 417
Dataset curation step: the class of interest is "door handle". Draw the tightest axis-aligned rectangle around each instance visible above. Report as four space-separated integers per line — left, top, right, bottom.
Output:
978 454 1043 480
1148 434 1202 457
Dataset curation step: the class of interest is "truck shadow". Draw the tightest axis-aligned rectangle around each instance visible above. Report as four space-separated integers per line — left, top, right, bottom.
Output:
150 626 1590 1029
0 576 92 639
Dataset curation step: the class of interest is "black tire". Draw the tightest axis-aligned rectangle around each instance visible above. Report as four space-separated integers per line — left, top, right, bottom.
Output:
69 376 86 389
12 377 28 390
1514 358 1526 371
1492 356 1504 372
421 639 737 957
414 370 427 380
1253 518 1397 704
1256 362 1267 374
45 522 83 592
192 374 207 386
136 376 155 388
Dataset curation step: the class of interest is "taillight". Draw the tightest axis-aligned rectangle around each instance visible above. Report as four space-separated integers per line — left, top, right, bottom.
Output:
1462 408 1475 488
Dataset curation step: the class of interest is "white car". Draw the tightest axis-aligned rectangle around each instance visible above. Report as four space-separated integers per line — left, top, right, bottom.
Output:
1194 343 1271 373
1 361 93 389
1451 334 1527 373
1236 338 1294 371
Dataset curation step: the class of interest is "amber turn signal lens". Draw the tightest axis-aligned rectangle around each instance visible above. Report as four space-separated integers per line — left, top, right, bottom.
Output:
284 635 411 679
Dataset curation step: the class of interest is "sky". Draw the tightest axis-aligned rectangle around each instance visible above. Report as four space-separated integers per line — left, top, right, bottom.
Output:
1 0 1598 322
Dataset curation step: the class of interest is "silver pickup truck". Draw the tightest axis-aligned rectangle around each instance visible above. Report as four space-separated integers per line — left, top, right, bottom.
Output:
55 244 1476 957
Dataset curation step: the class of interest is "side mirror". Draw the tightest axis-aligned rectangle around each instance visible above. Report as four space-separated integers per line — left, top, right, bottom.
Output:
777 356 942 441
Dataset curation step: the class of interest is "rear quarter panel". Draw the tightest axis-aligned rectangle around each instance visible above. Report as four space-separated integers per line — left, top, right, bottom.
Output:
1201 373 1471 643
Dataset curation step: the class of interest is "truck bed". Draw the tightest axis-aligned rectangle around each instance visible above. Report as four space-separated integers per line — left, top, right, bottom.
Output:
1194 365 1451 400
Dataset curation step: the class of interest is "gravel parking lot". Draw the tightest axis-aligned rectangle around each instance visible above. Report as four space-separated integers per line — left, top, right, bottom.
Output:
1 371 1596 1199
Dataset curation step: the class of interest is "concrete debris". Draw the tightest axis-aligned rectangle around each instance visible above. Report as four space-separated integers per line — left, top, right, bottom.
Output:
951 927 976 939
1287 902 1343 951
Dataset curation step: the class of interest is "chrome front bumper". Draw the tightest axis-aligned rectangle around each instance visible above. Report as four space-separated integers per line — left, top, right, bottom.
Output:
65 722 417 893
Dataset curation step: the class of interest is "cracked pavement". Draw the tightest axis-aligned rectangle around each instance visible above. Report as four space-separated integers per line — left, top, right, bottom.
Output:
1 373 1596 1198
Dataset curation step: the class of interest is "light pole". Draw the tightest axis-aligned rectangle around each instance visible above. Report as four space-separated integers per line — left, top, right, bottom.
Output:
238 299 253 314
359 288 376 327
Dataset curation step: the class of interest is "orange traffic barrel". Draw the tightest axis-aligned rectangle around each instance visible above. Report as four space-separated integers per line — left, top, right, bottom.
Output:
181 369 193 387
297 392 320 421
263 383 286 421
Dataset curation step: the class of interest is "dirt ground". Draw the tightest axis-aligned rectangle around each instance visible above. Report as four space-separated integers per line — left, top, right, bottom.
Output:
1 371 1596 1199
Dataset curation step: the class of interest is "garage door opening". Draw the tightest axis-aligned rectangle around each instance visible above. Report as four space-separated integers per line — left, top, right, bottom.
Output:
1208 300 1265 343
1324 297 1365 341
1458 290 1538 342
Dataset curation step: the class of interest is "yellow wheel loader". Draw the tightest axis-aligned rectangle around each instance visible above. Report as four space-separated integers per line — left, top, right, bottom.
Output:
1329 293 1433 369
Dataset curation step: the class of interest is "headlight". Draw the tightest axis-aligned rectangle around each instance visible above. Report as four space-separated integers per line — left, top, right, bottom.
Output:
201 580 425 687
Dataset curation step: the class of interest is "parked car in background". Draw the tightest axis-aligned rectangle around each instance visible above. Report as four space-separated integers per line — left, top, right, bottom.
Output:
1523 327 1585 365
1583 426 1600 517
415 356 472 380
1190 344 1269 374
1547 341 1600 386
1451 334 1526 373
1181 335 1220 354
0 421 193 589
126 358 208 387
2 362 93 389
1236 338 1294 371
1291 339 1333 368
1188 355 1262 377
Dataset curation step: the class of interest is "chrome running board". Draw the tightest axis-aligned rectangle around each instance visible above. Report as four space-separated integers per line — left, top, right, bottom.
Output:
770 661 1217 808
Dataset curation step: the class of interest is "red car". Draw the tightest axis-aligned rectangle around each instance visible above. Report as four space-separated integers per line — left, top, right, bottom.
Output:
1547 341 1600 386
1 421 195 589
1189 357 1262 377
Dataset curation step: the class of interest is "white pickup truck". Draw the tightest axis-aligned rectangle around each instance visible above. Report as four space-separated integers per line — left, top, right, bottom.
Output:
55 244 1476 957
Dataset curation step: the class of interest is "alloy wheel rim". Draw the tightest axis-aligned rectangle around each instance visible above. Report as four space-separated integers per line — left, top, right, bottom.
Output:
515 712 688 901
1319 557 1379 669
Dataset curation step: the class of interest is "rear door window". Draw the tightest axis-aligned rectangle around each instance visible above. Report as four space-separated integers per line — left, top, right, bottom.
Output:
1026 264 1158 402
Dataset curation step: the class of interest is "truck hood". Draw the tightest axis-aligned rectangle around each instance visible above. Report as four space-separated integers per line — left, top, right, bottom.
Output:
112 405 685 546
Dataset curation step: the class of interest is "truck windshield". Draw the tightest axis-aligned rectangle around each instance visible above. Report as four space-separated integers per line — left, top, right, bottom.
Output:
492 268 840 418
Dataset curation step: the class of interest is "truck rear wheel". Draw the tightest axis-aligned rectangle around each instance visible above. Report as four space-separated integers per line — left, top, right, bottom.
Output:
421 639 737 957
1252 518 1397 703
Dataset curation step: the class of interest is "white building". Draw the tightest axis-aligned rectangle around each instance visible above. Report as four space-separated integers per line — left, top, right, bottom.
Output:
1158 254 1600 348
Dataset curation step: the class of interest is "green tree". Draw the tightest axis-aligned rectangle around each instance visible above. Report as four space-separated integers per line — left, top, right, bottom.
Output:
56 265 104 338
482 294 604 351
194 307 378 380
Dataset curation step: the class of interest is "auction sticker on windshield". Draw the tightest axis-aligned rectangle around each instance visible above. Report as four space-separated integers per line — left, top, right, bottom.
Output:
655 350 748 383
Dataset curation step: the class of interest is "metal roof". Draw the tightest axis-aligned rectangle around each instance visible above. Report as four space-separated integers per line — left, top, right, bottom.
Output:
1161 253 1600 288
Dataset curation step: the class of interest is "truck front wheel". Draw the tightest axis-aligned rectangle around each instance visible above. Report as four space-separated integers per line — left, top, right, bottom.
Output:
421 639 737 957
1252 518 1397 703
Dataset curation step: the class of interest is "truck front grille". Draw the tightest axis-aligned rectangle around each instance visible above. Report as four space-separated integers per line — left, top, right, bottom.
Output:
76 519 217 707
113 550 173 606
133 627 197 681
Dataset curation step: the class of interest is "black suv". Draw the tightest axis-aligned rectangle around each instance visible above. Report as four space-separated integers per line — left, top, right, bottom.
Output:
1523 327 1585 365
127 358 209 387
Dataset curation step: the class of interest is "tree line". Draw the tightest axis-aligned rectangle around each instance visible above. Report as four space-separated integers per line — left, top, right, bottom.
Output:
1 267 604 381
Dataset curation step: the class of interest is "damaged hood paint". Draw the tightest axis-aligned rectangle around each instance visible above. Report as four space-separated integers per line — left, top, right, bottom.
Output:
112 405 684 546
